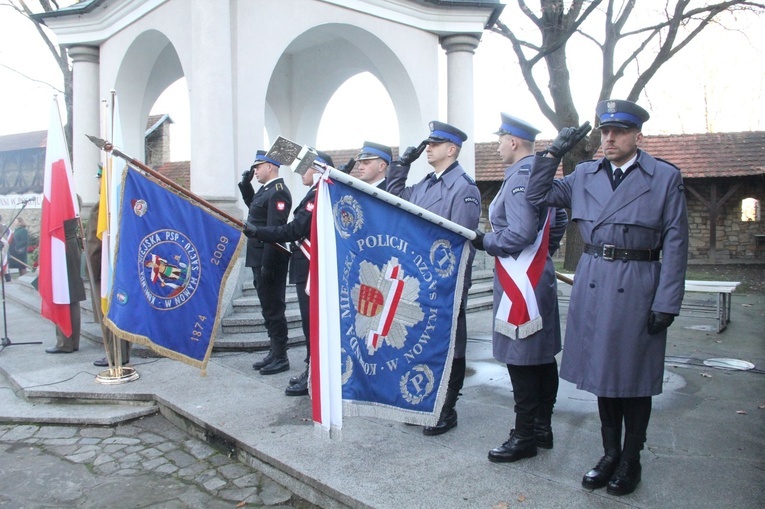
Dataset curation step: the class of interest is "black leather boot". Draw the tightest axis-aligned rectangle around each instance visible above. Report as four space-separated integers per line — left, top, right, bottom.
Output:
252 350 274 370
423 388 459 436
488 414 537 463
285 368 309 396
582 426 622 490
534 403 554 449
607 433 643 496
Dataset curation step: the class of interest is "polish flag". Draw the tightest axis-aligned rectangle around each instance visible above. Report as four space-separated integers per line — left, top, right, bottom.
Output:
38 97 79 337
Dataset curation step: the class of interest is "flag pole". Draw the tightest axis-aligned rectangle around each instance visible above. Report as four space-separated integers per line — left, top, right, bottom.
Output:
317 164 477 240
86 135 242 227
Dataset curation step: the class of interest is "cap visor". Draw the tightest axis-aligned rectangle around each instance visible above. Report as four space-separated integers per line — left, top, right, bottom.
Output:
597 120 635 129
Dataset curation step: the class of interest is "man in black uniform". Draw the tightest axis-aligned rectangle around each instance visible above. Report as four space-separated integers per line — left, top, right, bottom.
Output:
245 151 334 396
239 150 292 375
355 141 392 190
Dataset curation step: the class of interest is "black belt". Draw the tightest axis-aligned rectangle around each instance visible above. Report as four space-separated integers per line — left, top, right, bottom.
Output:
584 243 661 262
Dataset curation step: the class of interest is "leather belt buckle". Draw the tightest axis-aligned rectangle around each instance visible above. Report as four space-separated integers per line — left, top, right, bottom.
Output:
602 244 615 261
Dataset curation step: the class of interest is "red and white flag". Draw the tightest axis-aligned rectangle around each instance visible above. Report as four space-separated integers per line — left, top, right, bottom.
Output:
494 209 552 339
38 97 79 336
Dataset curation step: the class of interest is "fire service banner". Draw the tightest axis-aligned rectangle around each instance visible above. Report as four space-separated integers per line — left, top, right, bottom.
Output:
314 175 470 429
105 166 244 373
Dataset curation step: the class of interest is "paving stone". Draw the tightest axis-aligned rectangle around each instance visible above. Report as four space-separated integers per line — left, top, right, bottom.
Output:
143 456 169 470
166 449 196 468
259 477 292 506
217 462 251 480
46 445 79 457
78 437 103 445
138 431 165 444
104 443 128 454
78 427 115 439
138 447 163 460
102 436 141 446
119 452 143 464
93 460 121 475
156 442 177 453
207 453 233 467
92 453 116 466
201 475 227 492
184 439 216 460
216 486 259 503
124 444 145 454
114 467 141 476
154 462 180 475
0 424 38 441
114 424 141 436
233 472 261 488
65 449 98 463
43 437 79 446
177 462 208 480
34 426 78 439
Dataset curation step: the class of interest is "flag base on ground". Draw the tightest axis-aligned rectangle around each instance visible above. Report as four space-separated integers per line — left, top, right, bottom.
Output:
95 366 139 385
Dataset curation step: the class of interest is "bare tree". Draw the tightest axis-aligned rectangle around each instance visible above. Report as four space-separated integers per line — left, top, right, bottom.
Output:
2 0 72 159
492 0 764 268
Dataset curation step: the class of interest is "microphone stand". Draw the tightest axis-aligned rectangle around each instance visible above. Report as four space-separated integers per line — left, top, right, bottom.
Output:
0 199 42 350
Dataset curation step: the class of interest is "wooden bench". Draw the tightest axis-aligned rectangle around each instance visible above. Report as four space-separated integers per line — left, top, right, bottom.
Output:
555 274 740 333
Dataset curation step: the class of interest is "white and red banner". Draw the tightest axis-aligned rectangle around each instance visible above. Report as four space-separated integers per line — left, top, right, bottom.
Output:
493 209 552 339
309 170 471 438
38 96 79 336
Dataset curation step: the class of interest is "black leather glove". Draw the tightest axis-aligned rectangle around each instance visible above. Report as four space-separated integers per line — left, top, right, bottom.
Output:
471 230 485 251
647 311 675 335
398 141 426 165
339 158 356 174
241 167 255 185
260 267 275 286
243 221 258 238
546 121 592 158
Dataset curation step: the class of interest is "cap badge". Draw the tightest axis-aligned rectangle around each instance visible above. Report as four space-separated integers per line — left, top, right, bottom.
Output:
606 101 617 113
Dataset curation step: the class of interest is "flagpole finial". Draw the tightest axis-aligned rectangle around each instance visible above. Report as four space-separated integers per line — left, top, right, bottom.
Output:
86 134 113 152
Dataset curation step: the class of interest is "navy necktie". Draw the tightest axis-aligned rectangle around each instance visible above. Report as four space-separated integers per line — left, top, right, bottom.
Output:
426 174 438 190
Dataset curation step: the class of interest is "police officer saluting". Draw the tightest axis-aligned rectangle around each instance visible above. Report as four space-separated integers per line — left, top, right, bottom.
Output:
239 150 292 375
387 121 481 436
525 100 689 496
354 141 392 190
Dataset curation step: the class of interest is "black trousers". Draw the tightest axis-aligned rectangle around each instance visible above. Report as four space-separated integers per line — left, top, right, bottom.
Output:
597 396 652 437
296 279 309 364
506 360 559 417
252 262 289 357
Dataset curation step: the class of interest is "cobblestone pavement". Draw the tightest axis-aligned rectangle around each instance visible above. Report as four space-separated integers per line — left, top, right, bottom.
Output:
0 414 318 508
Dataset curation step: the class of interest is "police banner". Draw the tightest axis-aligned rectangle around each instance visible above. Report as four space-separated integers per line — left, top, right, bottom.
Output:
311 171 471 433
104 166 244 373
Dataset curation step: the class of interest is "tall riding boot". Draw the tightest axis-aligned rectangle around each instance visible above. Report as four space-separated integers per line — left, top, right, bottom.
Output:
582 426 622 489
534 403 554 449
423 388 459 436
488 414 537 463
607 432 644 496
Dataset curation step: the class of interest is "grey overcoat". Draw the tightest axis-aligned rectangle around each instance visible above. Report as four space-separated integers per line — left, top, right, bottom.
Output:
525 150 689 397
483 155 566 366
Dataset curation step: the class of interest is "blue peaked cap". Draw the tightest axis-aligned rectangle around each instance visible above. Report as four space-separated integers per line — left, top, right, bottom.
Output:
425 121 467 147
494 113 541 141
252 150 281 167
596 99 650 130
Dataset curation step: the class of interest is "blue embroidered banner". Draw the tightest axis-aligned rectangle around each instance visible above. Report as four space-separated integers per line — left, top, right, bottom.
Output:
322 177 470 425
105 167 244 372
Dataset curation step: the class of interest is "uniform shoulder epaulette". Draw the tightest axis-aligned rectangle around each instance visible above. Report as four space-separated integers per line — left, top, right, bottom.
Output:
655 157 681 171
577 158 596 166
275 182 284 190
518 164 532 175
461 173 477 185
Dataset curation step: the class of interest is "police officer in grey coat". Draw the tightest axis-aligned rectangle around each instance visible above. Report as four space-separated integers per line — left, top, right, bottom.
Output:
473 114 568 463
525 100 689 496
387 121 481 436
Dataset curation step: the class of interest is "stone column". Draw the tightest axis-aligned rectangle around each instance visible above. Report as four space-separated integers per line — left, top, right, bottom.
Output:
190 0 238 216
68 45 101 206
440 34 480 178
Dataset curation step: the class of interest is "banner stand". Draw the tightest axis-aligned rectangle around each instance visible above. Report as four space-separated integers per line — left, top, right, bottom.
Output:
95 366 139 385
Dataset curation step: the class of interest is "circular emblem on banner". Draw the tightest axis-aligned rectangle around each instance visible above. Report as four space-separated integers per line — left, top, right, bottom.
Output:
137 229 201 310
132 198 148 217
400 364 435 405
430 239 457 278
332 194 364 239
